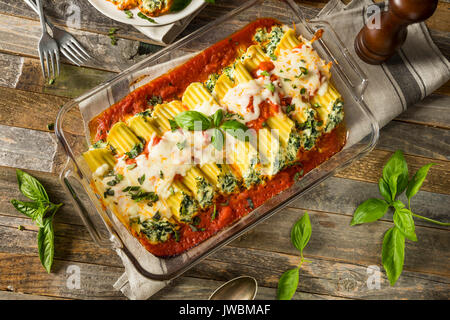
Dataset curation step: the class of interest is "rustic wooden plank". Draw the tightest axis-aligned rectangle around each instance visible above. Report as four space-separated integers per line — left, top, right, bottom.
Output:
0 125 58 172
0 53 115 99
0 86 80 134
377 121 450 160
192 247 450 299
0 290 65 300
336 149 450 196
395 94 450 129
229 208 450 277
1 241 447 300
290 177 450 227
0 253 345 300
0 13 157 73
0 254 125 299
152 275 347 300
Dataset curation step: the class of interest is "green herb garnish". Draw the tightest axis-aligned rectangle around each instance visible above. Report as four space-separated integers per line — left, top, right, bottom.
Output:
265 83 275 93
285 105 295 114
176 140 187 151
137 12 156 23
127 163 137 170
211 204 217 221
351 150 449 286
10 170 63 273
125 142 144 159
148 95 163 106
124 9 133 18
277 212 311 300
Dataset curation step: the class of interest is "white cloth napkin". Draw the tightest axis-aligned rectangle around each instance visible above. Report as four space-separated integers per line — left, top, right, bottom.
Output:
134 4 206 44
107 0 449 299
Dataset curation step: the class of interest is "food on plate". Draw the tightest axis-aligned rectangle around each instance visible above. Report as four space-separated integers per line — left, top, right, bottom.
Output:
84 18 346 257
108 0 190 18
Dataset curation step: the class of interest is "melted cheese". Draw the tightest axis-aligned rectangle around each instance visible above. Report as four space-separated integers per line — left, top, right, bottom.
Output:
273 44 330 99
222 78 280 122
193 99 225 117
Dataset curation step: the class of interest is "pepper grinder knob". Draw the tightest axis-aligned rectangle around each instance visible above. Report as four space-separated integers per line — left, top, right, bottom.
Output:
354 0 438 65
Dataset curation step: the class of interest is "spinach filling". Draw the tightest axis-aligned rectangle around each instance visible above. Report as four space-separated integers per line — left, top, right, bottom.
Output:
179 193 198 223
254 28 269 43
324 99 344 133
132 216 177 243
141 0 166 12
195 177 215 208
297 110 322 150
265 26 285 60
205 73 220 92
286 131 302 162
243 164 262 188
218 172 238 194
223 66 235 82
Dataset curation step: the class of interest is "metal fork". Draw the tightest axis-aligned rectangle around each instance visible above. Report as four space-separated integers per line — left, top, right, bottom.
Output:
25 0 91 66
35 0 59 79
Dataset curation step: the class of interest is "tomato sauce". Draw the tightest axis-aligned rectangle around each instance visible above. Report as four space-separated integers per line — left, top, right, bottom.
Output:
89 18 347 258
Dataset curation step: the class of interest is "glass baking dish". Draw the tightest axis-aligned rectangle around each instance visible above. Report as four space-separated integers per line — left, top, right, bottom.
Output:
55 0 379 281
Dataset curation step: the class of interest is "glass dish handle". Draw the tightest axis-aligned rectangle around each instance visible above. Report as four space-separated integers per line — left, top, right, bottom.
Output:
59 158 120 249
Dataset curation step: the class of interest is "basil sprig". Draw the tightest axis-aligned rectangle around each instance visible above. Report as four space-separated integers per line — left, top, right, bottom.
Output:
11 170 63 273
174 110 212 131
173 109 249 150
277 212 312 300
351 150 449 286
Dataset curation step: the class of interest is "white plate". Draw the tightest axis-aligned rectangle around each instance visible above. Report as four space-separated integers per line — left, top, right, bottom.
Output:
88 0 205 27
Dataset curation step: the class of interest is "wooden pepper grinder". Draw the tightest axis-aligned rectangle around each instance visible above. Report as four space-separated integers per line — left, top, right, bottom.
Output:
354 0 438 65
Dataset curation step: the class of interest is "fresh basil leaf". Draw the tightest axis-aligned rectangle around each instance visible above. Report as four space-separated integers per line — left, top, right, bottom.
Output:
277 268 299 300
393 208 417 241
291 212 311 253
382 150 408 200
220 120 249 142
378 178 392 204
406 163 435 200
392 200 405 211
382 227 405 286
11 199 41 219
170 0 192 12
350 198 389 226
137 12 156 23
174 111 212 131
16 169 49 203
37 214 56 273
11 199 47 227
212 109 223 127
210 128 224 150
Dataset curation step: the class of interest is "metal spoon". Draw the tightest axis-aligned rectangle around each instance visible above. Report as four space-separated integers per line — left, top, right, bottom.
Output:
209 276 258 300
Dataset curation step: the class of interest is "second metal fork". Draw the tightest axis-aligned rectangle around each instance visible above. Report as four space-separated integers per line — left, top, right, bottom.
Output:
36 0 59 79
26 0 91 67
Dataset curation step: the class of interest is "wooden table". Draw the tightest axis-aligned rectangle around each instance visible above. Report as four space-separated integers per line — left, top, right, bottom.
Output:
0 0 448 300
